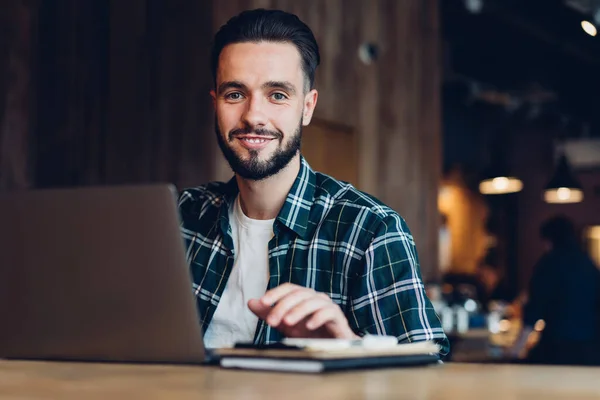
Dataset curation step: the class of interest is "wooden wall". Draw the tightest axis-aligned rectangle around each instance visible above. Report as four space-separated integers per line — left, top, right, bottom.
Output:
0 0 37 190
0 0 443 280
1 0 218 190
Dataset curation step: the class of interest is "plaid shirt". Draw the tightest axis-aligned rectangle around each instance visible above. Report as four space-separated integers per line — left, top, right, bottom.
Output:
178 157 449 355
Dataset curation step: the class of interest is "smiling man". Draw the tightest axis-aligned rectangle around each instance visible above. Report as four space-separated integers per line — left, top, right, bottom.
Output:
178 8 449 356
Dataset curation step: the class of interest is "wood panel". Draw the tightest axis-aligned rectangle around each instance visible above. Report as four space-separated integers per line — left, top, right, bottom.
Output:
34 0 108 187
0 0 37 191
376 0 443 280
301 118 358 186
32 0 215 189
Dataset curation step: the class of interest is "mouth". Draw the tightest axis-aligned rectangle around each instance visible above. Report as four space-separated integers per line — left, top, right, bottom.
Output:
235 136 276 150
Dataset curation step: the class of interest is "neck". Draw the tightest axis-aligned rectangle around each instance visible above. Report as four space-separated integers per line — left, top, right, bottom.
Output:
236 154 301 220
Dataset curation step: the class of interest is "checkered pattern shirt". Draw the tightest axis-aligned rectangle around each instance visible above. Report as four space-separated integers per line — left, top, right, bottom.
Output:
178 156 449 355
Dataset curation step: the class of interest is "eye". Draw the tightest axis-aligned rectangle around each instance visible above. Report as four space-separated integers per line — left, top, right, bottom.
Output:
225 92 244 101
271 92 288 101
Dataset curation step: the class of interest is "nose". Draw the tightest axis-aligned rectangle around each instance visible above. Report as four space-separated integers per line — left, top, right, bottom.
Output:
241 95 268 128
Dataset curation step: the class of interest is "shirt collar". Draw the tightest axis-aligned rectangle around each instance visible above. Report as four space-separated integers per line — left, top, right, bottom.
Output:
275 156 316 238
217 156 316 239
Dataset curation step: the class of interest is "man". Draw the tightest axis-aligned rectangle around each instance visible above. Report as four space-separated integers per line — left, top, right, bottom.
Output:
509 215 600 365
178 8 449 356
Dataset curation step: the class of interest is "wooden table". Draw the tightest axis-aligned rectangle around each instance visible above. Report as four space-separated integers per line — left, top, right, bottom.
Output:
0 360 598 399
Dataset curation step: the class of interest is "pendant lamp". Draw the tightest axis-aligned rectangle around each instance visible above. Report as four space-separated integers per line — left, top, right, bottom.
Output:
479 159 523 195
543 153 583 204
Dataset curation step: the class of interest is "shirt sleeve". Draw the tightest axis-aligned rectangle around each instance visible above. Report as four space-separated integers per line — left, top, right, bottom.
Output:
348 214 450 356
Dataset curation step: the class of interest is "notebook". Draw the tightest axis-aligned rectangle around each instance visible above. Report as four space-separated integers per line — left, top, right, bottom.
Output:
215 338 441 373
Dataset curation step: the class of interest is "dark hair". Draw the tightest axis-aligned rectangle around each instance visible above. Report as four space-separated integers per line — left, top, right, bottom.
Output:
211 9 320 91
540 215 577 248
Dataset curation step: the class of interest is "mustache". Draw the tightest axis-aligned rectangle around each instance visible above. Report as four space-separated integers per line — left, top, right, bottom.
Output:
228 127 283 141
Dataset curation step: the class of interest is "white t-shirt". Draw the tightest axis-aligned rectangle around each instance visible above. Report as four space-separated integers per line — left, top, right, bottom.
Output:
203 196 273 348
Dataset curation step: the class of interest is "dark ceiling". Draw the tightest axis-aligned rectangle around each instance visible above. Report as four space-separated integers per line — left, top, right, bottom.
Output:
442 0 600 128
441 0 600 174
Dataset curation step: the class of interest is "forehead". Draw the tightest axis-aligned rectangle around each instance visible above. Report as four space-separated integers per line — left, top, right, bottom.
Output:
217 41 304 87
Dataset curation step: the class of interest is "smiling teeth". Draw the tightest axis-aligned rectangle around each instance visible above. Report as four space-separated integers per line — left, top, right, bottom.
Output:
244 138 268 143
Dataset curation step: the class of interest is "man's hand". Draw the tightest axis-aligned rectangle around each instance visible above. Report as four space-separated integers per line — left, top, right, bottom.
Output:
248 283 359 339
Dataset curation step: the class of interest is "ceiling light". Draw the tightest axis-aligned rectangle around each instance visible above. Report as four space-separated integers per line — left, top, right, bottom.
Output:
581 20 597 37
479 176 523 194
464 0 484 14
543 154 584 204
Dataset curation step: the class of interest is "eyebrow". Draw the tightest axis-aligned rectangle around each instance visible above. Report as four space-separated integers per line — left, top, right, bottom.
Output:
217 80 298 96
261 81 297 96
217 81 247 95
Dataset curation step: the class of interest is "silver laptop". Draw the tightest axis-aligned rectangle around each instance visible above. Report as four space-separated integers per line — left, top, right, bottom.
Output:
0 184 208 364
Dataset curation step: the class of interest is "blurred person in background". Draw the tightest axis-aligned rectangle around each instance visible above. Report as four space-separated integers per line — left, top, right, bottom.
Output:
508 215 600 365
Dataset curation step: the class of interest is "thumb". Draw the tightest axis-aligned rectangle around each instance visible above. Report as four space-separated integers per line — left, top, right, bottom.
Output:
248 298 271 320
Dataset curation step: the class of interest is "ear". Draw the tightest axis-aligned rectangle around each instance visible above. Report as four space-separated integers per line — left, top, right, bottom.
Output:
301 89 318 126
210 89 217 110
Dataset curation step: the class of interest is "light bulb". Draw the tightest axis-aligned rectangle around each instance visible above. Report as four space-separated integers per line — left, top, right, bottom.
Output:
556 187 571 201
492 177 509 191
582 20 597 37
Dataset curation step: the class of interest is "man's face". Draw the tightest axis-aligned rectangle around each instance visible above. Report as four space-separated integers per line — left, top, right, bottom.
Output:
212 41 318 180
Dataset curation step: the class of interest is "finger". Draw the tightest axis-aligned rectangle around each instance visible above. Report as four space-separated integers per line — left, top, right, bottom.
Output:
283 294 334 326
286 316 315 338
266 289 316 327
260 283 302 307
305 307 339 331
248 298 271 320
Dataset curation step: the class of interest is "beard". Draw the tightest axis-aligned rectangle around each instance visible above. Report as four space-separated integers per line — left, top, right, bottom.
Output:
215 118 302 181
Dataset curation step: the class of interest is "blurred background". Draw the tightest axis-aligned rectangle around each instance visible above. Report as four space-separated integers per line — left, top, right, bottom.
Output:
0 0 599 364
